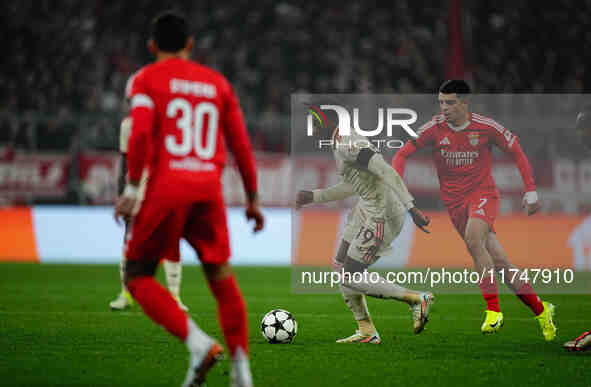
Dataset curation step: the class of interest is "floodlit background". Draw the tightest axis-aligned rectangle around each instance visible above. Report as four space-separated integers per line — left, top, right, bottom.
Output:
2 1 589 268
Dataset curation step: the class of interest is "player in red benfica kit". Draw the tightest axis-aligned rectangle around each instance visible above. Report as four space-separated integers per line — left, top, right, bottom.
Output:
563 107 591 352
393 80 556 340
114 12 264 387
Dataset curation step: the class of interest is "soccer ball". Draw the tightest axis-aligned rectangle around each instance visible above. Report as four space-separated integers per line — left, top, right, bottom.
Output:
261 309 297 344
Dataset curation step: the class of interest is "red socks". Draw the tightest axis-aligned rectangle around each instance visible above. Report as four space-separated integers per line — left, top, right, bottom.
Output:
127 274 249 357
477 275 544 315
127 276 188 340
208 275 249 356
515 282 544 315
478 275 500 312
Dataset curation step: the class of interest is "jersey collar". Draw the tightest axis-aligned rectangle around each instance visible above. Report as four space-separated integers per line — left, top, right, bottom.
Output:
446 113 471 132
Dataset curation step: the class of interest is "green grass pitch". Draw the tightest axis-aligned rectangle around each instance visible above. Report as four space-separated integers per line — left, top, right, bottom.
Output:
1 263 590 386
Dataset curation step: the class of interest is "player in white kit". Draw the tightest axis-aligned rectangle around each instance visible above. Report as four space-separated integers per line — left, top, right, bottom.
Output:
109 114 188 312
297 114 434 343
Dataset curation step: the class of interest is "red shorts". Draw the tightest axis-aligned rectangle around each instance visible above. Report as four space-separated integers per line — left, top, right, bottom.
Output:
125 222 180 262
124 198 230 265
447 191 499 237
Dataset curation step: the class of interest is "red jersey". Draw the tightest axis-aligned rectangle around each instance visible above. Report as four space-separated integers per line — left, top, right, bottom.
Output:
126 57 257 203
393 113 536 207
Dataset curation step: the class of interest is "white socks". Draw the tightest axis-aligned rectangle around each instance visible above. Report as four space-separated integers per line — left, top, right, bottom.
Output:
119 254 127 293
163 260 182 297
339 284 370 321
231 347 253 387
342 273 410 303
185 319 214 359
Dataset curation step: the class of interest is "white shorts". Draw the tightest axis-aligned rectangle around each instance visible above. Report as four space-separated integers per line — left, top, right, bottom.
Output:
341 207 404 266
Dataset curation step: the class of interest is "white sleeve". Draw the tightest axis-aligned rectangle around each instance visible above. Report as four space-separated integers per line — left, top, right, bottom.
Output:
119 116 132 153
312 181 355 203
367 153 414 210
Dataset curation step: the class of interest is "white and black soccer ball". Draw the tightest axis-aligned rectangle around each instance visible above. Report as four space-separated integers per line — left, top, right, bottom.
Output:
261 309 297 344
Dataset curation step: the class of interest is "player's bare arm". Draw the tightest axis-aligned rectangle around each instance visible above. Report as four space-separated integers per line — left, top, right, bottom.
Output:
245 193 264 233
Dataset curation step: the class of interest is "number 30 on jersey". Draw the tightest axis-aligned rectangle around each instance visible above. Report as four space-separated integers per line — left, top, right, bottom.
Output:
165 98 218 159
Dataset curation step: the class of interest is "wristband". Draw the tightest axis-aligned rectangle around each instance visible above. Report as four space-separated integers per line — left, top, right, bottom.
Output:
123 184 138 198
523 191 538 205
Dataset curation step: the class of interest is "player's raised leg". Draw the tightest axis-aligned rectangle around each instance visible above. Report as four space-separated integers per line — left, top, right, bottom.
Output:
486 233 556 341
124 259 223 387
118 197 223 387
463 217 503 334
341 256 433 334
340 217 433 334
203 263 252 387
185 200 255 387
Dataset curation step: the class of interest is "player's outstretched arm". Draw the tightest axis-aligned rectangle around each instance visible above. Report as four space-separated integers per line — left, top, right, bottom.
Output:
296 181 355 209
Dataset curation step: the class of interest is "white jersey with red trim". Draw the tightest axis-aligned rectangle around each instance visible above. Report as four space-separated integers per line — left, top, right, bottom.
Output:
317 130 408 221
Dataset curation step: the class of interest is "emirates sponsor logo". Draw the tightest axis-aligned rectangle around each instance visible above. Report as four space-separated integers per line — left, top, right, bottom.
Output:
169 158 216 171
440 149 479 158
440 149 479 167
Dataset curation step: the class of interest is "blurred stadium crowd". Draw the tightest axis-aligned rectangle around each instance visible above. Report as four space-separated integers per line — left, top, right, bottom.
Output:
0 0 590 155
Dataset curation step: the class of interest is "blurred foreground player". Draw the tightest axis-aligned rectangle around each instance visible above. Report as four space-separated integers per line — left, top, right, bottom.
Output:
114 12 264 386
393 80 556 341
564 106 591 352
110 116 188 312
297 107 434 343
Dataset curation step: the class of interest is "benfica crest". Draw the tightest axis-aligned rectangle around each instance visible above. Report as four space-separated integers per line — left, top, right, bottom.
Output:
468 132 479 146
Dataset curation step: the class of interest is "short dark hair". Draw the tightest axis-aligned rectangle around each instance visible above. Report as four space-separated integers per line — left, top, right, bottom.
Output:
439 79 471 96
151 11 189 53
